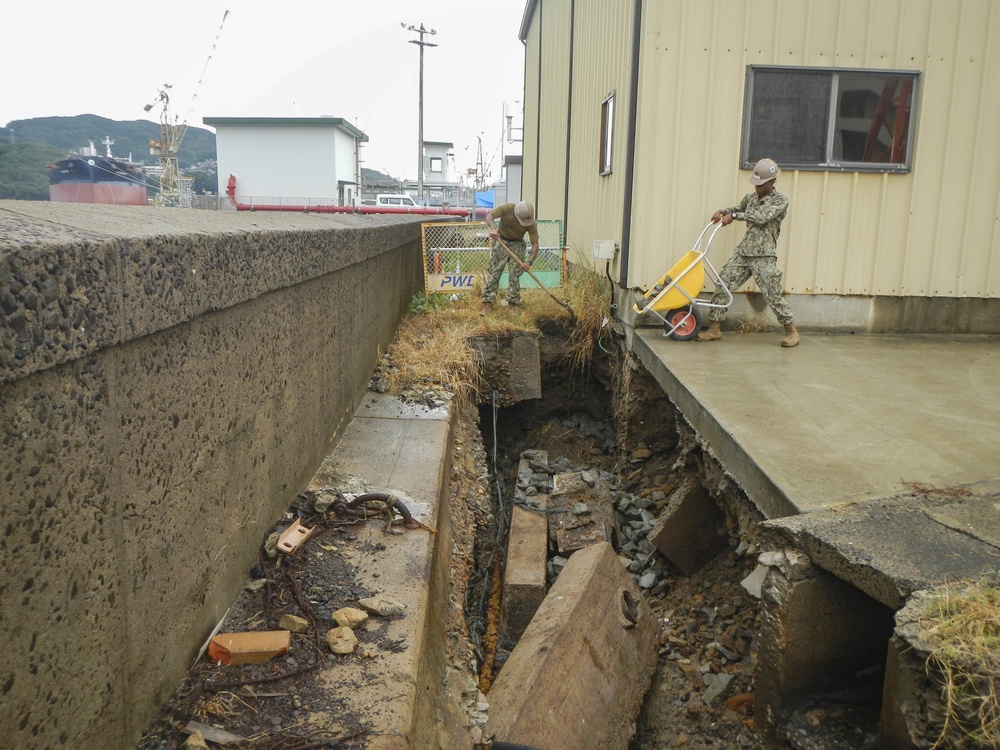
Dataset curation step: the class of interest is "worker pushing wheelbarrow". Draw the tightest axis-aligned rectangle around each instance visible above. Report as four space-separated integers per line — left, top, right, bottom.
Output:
632 222 733 340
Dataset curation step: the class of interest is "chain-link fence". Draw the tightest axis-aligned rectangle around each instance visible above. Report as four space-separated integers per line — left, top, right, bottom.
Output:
420 220 564 294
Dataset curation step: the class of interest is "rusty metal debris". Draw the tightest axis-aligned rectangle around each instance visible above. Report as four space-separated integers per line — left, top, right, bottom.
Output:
332 491 436 533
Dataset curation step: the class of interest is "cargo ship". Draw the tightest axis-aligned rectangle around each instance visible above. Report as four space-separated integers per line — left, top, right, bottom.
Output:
48 137 148 205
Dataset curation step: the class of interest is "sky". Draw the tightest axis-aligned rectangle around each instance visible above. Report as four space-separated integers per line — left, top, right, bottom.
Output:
3 0 527 182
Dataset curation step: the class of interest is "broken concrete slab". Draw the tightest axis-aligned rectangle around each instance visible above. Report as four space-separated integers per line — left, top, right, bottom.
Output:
501 505 549 640
754 561 895 741
548 471 618 555
509 333 542 401
485 541 658 750
470 332 542 406
207 631 291 666
761 487 1000 609
647 475 728 575
879 584 994 750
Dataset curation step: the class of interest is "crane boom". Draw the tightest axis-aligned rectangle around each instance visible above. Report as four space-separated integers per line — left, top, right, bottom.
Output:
145 10 228 206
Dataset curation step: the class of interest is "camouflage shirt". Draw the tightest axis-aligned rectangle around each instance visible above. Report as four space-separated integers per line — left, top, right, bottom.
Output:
726 190 788 257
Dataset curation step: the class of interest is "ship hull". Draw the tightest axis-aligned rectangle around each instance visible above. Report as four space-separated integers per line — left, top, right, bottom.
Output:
49 182 148 205
48 156 148 206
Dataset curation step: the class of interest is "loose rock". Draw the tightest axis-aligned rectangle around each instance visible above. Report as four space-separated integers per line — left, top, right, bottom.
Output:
358 596 406 617
326 626 358 655
278 614 309 634
333 606 370 628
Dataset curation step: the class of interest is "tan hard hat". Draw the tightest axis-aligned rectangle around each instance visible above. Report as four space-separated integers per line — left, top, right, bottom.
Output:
514 201 535 226
750 158 780 185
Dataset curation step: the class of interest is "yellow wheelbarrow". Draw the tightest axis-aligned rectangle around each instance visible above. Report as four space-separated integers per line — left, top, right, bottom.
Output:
632 222 733 340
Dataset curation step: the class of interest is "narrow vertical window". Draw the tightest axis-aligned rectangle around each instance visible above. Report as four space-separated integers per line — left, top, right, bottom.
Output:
600 92 615 176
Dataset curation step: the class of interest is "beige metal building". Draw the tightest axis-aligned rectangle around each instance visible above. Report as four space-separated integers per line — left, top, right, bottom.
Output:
518 0 1000 332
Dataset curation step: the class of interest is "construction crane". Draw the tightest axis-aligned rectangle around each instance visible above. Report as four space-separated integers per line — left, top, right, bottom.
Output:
144 85 187 205
144 10 229 206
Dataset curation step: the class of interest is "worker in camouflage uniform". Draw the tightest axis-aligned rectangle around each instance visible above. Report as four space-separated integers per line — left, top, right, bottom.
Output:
481 201 539 313
697 157 799 348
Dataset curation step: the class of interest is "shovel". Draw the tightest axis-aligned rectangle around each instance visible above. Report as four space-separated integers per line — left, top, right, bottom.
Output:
494 237 577 324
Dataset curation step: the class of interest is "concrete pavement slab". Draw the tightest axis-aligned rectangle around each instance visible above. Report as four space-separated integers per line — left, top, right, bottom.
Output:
762 485 1000 608
634 330 1000 519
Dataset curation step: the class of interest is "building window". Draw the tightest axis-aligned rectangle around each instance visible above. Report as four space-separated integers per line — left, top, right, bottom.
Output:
430 156 443 173
600 92 615 176
741 66 919 172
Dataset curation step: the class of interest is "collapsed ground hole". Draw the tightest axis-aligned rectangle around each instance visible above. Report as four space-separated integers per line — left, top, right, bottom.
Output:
467 332 891 750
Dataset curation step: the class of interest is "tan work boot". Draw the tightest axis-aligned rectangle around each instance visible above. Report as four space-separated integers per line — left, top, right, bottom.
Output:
696 321 722 342
781 323 800 348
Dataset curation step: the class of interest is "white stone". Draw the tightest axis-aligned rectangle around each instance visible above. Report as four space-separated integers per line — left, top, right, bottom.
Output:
741 564 768 599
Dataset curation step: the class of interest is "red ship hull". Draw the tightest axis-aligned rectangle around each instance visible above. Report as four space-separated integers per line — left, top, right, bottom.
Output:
49 182 148 206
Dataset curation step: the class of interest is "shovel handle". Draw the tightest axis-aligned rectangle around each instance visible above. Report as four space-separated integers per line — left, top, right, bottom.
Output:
494 237 577 324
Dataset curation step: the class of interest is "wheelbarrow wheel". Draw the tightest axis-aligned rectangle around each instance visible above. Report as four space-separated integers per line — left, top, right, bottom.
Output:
665 306 703 341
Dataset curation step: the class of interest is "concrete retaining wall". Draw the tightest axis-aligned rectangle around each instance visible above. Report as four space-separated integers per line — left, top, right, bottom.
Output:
0 202 428 748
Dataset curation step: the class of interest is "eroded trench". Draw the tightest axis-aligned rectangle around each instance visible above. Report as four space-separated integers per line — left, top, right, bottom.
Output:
135 324 901 750
465 328 896 750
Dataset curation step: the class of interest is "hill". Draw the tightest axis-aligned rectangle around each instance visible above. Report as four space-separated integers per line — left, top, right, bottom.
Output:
1 114 216 166
0 114 217 200
0 141 68 201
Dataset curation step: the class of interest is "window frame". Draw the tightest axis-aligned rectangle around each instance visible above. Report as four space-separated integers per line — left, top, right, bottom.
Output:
430 156 443 173
740 65 920 174
599 92 615 176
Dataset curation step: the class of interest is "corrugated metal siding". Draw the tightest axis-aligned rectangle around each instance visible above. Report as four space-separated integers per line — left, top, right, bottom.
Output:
562 0 636 261
534 0 572 224
521 17 541 203
624 0 1000 298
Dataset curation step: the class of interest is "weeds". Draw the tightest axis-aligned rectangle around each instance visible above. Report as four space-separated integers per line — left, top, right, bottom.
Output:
918 574 1000 748
384 271 611 399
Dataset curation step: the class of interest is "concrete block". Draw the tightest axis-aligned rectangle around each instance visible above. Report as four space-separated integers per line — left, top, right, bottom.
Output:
485 542 658 750
647 476 727 574
549 471 619 555
502 505 549 640
509 333 542 401
208 631 291 666
879 635 923 750
754 565 895 740
878 587 969 750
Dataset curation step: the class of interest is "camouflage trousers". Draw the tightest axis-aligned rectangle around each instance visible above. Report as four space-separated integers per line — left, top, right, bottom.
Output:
481 239 525 304
707 253 794 325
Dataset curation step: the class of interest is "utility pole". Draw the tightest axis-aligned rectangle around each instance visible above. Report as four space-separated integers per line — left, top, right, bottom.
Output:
403 22 437 204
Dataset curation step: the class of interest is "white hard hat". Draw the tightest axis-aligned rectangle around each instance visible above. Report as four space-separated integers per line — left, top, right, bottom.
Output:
750 158 780 185
514 201 535 226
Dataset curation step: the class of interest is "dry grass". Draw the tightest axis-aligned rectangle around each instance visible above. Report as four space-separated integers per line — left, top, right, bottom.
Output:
918 575 1000 748
736 316 772 334
194 690 257 722
561 264 615 372
382 270 611 398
